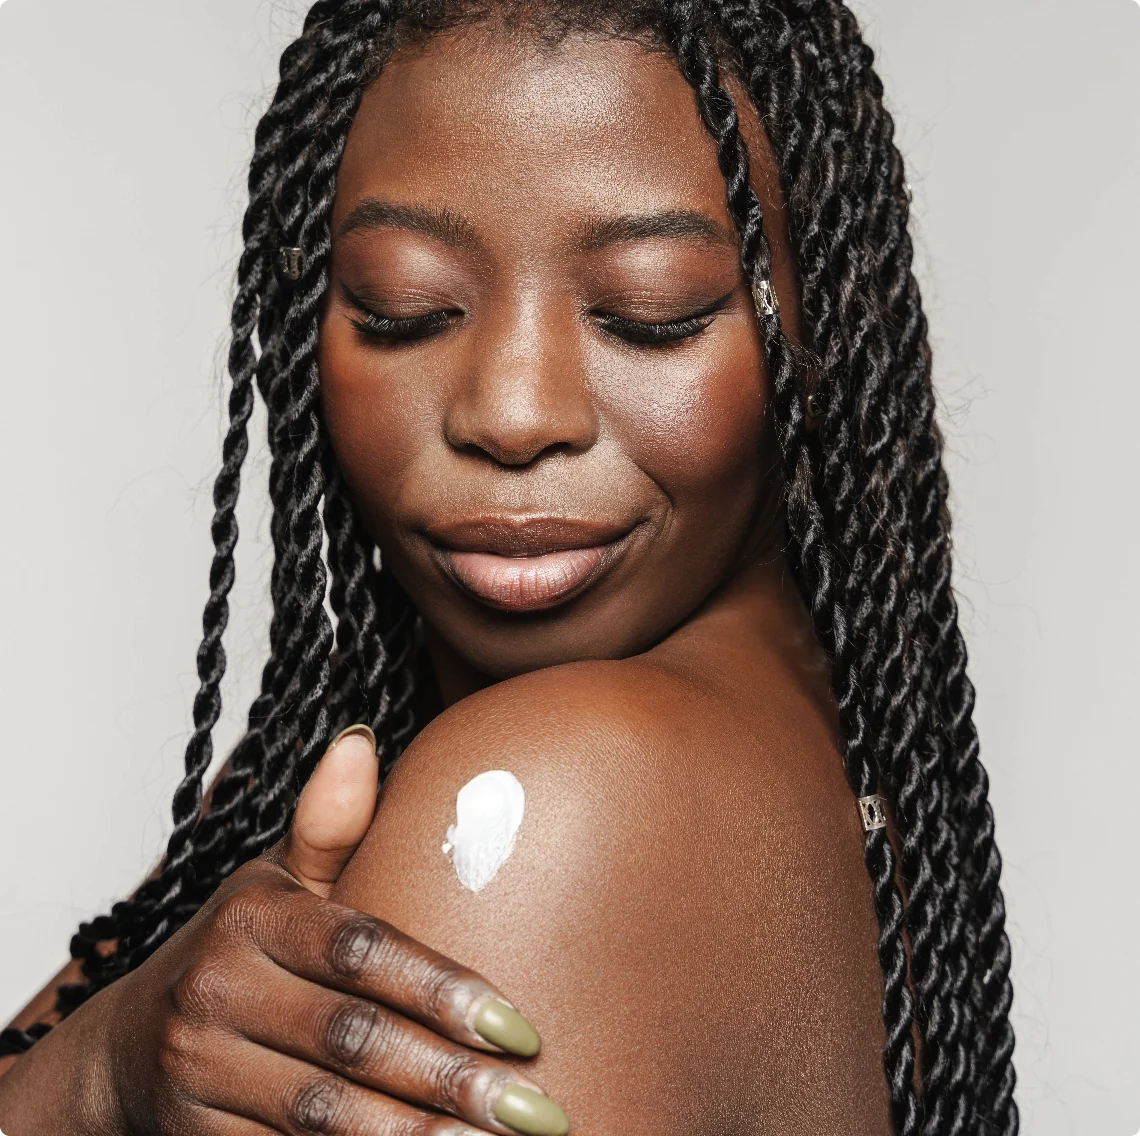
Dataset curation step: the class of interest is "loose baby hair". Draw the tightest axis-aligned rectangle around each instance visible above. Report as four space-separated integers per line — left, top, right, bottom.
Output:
3 3 1018 1133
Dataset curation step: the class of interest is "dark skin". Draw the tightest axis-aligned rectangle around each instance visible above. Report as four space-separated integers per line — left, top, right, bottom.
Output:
324 26 891 1133
321 29 796 689
0 24 894 1136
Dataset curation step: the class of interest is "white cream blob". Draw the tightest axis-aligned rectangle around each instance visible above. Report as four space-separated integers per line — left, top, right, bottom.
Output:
441 770 526 893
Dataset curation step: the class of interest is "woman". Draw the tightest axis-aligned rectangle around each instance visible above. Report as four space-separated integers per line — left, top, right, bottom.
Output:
0 0 1019 1133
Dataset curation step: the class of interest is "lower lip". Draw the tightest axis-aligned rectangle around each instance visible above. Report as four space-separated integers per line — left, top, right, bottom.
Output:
439 541 623 612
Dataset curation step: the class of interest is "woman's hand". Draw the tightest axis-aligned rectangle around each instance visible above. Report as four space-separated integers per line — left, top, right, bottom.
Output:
0 728 561 1136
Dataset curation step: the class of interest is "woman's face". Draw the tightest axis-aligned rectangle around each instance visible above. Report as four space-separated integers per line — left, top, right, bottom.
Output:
320 24 799 681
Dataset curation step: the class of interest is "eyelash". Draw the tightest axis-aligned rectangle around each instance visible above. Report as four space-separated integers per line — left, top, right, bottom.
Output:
347 298 724 346
349 309 452 341
594 312 713 345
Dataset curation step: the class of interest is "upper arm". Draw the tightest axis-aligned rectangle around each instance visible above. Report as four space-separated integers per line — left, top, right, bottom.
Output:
330 661 892 1135
331 662 704 1132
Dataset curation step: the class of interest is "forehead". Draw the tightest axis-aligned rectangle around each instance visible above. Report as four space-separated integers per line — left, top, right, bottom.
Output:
333 26 745 232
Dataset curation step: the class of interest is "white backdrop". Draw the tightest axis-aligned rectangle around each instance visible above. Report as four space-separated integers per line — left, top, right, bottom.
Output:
1 1 1137 1133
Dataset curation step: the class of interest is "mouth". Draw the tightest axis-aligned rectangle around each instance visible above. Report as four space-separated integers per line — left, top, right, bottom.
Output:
424 516 638 612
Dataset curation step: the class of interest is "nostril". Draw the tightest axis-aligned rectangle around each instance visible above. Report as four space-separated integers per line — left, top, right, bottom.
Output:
443 361 600 464
448 415 592 467
493 440 576 468
450 438 569 469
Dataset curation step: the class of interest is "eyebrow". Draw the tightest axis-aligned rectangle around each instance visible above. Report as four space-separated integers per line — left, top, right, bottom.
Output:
336 199 479 249
337 199 737 256
577 210 738 251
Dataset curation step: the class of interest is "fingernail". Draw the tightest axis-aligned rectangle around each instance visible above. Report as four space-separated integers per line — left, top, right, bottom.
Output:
472 997 541 1057
494 1084 570 1136
328 723 377 753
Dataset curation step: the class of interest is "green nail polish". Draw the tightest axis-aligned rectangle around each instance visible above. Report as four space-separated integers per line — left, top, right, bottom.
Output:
494 1084 570 1136
473 998 541 1057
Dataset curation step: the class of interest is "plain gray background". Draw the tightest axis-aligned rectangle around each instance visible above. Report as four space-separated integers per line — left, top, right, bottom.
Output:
1 0 1137 1131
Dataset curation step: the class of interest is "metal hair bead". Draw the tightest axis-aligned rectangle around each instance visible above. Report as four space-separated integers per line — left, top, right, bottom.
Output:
277 246 305 282
751 277 780 318
857 794 888 832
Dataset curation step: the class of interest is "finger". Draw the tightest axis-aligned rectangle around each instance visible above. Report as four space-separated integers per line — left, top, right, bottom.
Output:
249 886 542 1058
230 965 567 1136
280 725 380 896
198 1032 498 1136
182 1102 285 1136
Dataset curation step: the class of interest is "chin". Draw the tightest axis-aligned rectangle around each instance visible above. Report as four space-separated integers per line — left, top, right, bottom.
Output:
425 597 676 680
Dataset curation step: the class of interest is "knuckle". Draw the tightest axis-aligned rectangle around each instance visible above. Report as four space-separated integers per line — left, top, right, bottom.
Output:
170 961 229 1021
427 1050 485 1116
420 962 471 1022
420 1116 481 1136
322 1000 384 1069
286 1074 349 1135
156 1016 204 1086
382 1111 447 1136
326 915 393 983
211 888 259 939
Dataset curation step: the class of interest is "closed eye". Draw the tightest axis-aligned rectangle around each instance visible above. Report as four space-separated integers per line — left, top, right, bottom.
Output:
592 290 734 347
349 308 453 341
342 286 735 345
344 285 458 342
595 312 712 345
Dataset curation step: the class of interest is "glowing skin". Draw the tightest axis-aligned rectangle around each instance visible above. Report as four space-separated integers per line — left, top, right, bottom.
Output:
442 770 527 892
324 29 894 1135
317 26 804 690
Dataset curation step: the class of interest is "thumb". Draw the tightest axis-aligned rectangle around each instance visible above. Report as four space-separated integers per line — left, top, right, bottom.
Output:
279 724 379 897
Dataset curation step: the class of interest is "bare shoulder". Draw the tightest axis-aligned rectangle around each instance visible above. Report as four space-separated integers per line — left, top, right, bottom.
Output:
332 655 716 979
379 653 722 820
332 654 892 1134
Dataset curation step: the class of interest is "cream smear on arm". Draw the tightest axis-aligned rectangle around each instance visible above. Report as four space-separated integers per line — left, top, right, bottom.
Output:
442 770 526 893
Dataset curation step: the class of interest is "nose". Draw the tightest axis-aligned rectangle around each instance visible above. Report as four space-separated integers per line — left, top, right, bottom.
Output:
443 301 599 466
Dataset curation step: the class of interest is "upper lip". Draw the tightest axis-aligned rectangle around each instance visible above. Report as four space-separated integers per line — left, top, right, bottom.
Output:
424 515 634 556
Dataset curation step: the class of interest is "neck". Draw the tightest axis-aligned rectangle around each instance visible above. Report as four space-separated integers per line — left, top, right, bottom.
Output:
421 620 496 707
420 538 797 713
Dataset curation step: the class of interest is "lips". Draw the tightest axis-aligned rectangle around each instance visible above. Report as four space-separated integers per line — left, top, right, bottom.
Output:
424 516 636 612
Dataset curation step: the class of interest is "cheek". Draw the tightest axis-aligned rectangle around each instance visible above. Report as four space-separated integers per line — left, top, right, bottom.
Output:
592 330 767 519
318 317 429 541
321 308 768 570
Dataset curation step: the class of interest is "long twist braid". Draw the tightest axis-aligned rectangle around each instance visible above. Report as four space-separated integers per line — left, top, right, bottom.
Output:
323 462 388 740
673 7 928 1132
814 19 956 1133
702 2 999 1131
10 33 329 1043
57 27 333 989
127 16 374 964
836 3 1014 1125
242 2 398 846
45 5 407 1015
372 568 420 772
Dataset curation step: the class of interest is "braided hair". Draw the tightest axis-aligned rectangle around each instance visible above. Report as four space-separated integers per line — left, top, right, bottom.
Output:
2 2 1018 1132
